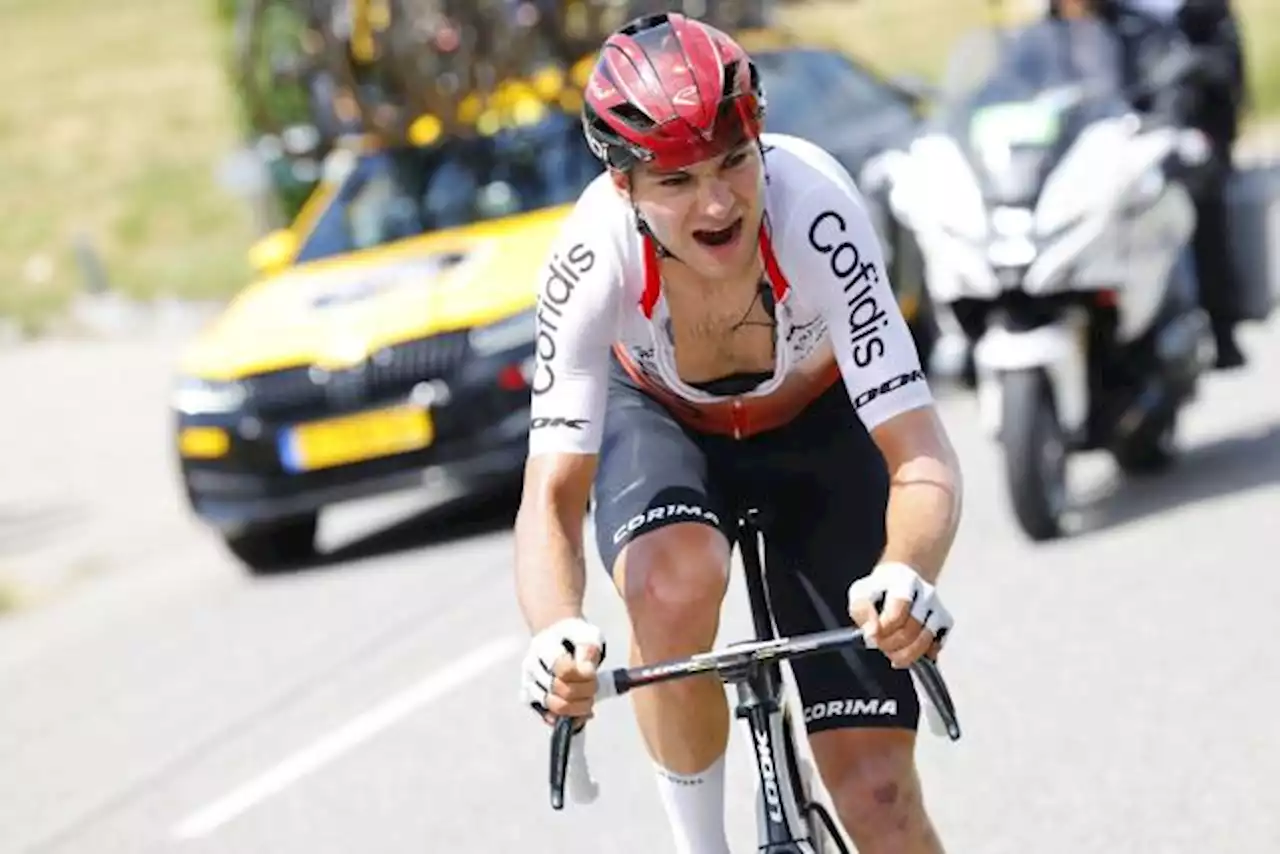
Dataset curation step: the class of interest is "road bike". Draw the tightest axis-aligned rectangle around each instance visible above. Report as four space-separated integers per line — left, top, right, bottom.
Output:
548 509 962 853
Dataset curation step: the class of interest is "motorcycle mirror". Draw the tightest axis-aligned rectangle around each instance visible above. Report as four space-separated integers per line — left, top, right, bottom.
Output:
859 151 899 193
1134 44 1200 99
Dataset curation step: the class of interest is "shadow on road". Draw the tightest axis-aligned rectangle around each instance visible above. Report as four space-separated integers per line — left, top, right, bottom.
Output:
308 481 522 571
1075 420 1280 534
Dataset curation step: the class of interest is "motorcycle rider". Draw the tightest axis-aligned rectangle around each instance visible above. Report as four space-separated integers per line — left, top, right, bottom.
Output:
515 12 962 854
1049 0 1250 368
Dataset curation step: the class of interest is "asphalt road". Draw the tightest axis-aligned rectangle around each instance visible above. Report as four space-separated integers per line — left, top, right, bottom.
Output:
1 323 1277 854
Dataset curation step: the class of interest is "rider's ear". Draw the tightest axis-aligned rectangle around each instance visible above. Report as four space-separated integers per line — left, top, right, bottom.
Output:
608 167 631 196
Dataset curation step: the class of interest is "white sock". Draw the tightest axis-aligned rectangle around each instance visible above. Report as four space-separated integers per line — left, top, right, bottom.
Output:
653 755 732 854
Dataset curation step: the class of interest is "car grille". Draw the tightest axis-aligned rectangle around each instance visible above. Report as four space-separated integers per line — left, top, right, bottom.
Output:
243 330 472 419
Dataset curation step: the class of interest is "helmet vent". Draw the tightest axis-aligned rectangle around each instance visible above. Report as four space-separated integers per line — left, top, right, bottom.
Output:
721 59 741 100
609 102 657 132
619 13 670 37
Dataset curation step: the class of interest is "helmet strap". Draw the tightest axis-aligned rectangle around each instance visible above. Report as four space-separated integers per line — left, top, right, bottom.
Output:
631 198 681 261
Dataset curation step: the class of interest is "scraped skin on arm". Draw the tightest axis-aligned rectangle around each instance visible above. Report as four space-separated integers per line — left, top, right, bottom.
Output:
872 406 963 587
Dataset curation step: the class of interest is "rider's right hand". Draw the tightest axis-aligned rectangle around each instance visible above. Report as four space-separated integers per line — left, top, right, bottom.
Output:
519 617 606 725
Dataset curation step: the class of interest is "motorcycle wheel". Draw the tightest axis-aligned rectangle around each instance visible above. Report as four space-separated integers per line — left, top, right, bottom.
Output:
1000 368 1068 541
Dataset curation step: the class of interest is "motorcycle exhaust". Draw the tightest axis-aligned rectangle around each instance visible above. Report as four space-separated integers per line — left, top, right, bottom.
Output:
1114 310 1210 441
1114 378 1177 441
1156 308 1214 379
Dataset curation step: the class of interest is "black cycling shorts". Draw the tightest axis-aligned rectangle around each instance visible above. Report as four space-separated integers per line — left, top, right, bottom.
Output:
591 355 919 734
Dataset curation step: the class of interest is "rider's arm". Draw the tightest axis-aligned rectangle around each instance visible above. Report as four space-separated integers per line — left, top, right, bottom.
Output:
871 406 963 584
514 212 622 634
783 173 963 584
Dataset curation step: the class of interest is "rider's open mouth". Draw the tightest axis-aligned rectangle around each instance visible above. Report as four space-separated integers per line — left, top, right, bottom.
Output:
693 218 743 248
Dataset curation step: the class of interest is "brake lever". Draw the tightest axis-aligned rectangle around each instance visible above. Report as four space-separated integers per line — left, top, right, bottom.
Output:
910 657 961 741
549 715 574 810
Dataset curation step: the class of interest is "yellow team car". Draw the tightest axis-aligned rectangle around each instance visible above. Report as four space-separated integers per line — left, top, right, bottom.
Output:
173 32 933 574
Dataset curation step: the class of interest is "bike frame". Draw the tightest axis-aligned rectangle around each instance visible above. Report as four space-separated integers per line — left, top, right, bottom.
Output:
548 509 961 853
734 509 846 853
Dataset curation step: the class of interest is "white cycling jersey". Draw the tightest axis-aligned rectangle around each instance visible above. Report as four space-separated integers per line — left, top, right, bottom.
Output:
527 132 933 457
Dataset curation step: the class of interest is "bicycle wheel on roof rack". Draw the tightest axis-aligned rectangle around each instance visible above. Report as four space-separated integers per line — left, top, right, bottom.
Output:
388 0 546 140
681 0 776 31
235 0 336 143
536 0 665 72
317 0 416 142
367 0 444 140
525 0 583 62
370 0 496 142
566 1 772 41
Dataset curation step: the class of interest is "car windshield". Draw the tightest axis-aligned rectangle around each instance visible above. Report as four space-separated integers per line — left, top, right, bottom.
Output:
295 110 601 264
752 47 915 149
932 19 1132 143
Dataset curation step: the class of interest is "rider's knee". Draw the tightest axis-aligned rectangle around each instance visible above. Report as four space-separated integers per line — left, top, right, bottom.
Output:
811 730 927 847
616 522 729 628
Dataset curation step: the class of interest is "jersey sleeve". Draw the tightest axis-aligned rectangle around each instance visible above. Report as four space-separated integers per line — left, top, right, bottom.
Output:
779 173 935 432
525 211 622 457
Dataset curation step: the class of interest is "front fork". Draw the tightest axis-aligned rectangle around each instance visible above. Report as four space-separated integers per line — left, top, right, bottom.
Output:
972 309 1092 442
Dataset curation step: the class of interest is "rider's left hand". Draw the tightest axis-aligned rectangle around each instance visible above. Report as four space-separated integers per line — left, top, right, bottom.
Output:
847 562 953 669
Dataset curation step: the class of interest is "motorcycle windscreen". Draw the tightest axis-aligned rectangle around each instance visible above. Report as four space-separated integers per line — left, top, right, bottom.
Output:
935 19 1132 206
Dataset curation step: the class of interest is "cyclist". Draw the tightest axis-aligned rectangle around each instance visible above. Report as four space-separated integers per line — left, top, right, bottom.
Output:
515 13 963 853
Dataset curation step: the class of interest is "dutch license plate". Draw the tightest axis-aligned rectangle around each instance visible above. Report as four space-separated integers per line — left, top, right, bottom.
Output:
280 406 434 473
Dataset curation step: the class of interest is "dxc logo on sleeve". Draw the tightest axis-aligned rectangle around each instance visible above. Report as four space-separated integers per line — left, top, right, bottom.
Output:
530 417 588 430
853 369 925 409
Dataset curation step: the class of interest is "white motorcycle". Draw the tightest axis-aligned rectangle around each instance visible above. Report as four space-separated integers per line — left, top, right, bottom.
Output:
862 20 1218 541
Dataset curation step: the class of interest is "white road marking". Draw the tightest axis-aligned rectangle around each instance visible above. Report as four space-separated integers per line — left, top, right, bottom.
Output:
171 634 523 840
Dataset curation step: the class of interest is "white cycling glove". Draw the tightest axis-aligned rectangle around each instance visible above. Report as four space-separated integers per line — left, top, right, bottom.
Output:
847 562 953 649
519 617 607 716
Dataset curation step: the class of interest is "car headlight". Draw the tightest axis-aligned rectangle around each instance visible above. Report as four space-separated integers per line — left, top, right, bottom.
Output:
172 377 247 415
468 309 536 356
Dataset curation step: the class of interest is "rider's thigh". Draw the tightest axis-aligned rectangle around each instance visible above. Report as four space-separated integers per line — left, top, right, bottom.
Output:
590 357 734 616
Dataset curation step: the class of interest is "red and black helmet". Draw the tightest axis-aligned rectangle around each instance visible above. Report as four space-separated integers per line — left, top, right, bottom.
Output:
581 12 767 172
